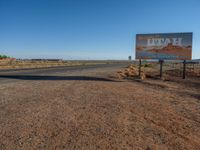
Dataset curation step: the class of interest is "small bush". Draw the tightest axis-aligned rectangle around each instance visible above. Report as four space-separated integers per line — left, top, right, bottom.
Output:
0 55 10 59
142 63 152 68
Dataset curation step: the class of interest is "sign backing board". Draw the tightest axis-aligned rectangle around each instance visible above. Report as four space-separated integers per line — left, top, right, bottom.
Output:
136 33 192 60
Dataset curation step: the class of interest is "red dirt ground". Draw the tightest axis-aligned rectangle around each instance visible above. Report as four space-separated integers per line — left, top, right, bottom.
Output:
0 66 200 150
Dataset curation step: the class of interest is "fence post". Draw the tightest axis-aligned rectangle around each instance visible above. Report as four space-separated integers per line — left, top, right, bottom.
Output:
139 59 141 77
183 60 186 79
159 60 164 78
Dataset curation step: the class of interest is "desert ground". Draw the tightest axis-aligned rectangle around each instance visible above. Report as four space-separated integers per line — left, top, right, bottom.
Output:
0 59 123 70
0 63 200 150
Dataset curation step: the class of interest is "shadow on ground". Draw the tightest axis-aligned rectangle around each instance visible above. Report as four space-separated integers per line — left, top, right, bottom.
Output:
0 75 118 82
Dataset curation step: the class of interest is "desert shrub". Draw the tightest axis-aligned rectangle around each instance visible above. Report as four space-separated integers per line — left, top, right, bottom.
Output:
0 55 9 59
143 63 152 68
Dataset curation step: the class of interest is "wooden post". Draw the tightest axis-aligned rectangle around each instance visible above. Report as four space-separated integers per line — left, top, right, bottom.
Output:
139 59 141 77
183 60 186 79
159 60 164 78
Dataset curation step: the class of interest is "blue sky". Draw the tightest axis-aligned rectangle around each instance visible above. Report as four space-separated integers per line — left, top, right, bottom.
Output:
0 0 200 60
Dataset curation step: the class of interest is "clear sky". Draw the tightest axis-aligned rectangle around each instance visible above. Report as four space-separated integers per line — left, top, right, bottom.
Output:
0 0 200 60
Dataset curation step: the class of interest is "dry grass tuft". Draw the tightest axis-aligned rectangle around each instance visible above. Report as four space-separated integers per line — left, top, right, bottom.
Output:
117 64 146 80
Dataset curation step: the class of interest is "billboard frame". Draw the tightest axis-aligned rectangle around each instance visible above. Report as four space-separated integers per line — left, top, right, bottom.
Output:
135 32 193 79
135 32 193 60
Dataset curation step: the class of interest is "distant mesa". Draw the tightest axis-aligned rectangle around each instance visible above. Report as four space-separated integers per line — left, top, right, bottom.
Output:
136 46 145 51
149 43 192 57
186 45 192 49
162 43 185 51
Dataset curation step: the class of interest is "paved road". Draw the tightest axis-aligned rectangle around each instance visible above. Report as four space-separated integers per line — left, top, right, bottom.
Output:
0 63 129 84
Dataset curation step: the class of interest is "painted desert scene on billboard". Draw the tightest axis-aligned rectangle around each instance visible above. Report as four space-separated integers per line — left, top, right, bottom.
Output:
136 33 192 60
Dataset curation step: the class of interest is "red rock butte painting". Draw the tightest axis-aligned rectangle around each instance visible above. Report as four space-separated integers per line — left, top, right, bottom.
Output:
135 33 193 60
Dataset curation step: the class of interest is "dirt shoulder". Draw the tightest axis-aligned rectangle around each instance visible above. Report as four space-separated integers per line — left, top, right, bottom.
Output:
0 65 200 150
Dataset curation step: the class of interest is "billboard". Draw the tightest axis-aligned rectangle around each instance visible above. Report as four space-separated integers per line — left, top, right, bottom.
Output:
136 32 192 60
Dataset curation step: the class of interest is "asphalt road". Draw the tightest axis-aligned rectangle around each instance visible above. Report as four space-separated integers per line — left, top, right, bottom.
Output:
0 63 129 84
